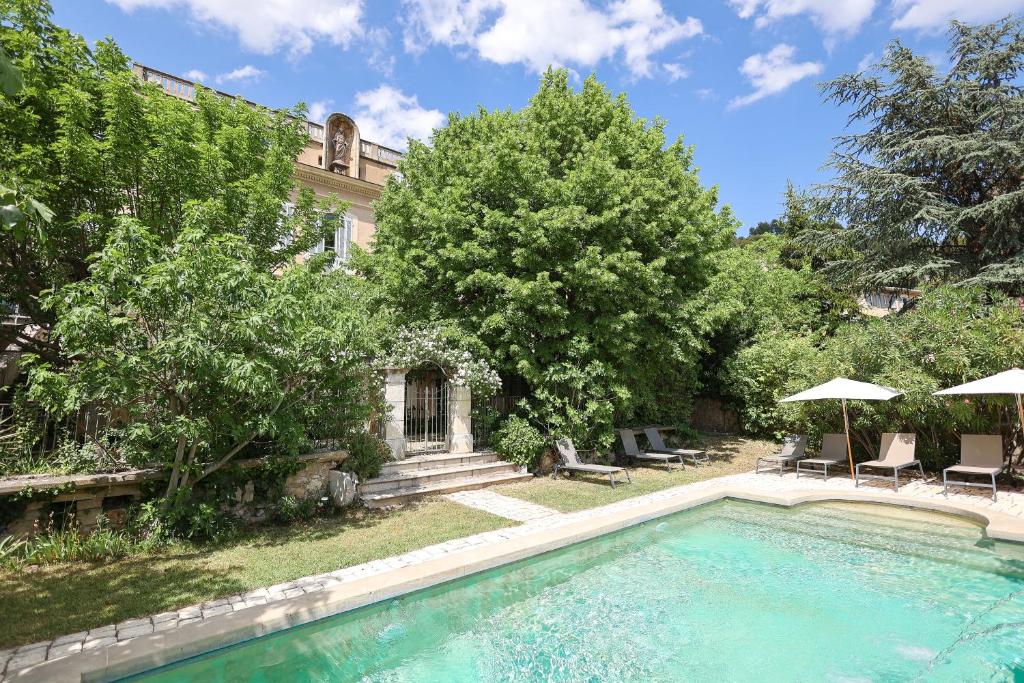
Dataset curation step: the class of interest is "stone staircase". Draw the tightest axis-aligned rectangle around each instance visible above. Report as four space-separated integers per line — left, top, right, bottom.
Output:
359 451 533 508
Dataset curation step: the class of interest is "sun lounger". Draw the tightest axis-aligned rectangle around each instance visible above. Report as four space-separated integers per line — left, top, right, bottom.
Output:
642 428 709 466
855 432 922 491
755 435 807 475
553 438 630 488
796 433 847 480
618 429 684 470
943 434 1003 501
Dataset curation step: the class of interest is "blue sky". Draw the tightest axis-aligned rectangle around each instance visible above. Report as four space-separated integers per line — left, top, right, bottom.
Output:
53 0 1024 234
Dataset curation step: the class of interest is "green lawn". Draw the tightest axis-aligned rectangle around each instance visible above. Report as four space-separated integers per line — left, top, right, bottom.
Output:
494 434 777 513
0 500 510 649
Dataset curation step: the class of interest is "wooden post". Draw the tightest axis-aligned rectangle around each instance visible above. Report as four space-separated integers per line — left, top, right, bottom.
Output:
843 398 855 480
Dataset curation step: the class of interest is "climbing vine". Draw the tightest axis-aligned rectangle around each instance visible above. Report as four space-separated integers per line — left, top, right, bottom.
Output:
382 326 501 393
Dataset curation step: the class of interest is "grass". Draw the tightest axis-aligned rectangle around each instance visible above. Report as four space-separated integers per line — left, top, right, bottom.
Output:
0 500 510 649
494 433 778 513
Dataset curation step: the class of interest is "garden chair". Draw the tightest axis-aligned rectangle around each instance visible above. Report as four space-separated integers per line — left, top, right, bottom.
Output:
755 435 807 475
617 429 685 470
553 438 630 488
796 433 847 480
943 434 1003 501
642 428 709 466
855 433 922 492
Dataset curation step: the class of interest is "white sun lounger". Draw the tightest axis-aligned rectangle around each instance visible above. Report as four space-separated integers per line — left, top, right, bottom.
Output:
796 433 847 480
553 438 630 488
943 434 1003 501
855 432 922 491
755 435 807 475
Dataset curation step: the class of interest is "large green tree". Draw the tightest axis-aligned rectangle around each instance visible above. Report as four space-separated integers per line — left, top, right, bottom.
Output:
29 221 381 504
0 0 331 362
811 17 1024 291
362 70 734 447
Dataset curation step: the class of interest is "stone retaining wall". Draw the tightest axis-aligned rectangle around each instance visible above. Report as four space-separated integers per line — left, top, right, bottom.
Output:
0 451 348 537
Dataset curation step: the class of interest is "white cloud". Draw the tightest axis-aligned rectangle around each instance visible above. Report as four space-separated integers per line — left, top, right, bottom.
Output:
729 0 877 36
402 0 703 78
308 100 333 124
663 63 690 81
183 68 207 82
891 0 1024 30
729 44 823 109
857 52 876 72
694 87 717 101
353 86 445 149
364 27 397 76
105 0 363 58
214 65 266 85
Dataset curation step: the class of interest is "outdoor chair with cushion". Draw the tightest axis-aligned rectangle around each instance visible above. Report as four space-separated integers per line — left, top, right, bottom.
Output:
553 438 631 488
855 432 922 492
642 428 710 467
618 429 685 470
755 435 807 475
795 433 848 480
943 434 1003 502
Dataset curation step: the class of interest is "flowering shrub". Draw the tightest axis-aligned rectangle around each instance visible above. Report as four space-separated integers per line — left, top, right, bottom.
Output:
383 326 501 394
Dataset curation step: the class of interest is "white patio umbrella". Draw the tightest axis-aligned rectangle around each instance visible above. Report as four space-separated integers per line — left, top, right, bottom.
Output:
780 378 903 480
933 368 1024 429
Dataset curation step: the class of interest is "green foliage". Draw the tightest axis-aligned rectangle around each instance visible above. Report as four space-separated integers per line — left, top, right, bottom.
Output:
341 431 391 481
689 233 856 414
0 513 164 568
720 334 820 437
383 324 500 393
0 1 335 364
812 17 1024 291
362 69 735 449
28 220 382 505
272 495 320 524
748 287 1024 469
493 415 546 469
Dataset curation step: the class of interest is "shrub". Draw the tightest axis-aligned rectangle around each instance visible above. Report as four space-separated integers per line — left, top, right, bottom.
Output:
493 416 547 470
272 495 319 524
721 334 820 437
342 432 391 481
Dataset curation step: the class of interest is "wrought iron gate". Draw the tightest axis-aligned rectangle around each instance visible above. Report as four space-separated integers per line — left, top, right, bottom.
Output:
404 370 450 454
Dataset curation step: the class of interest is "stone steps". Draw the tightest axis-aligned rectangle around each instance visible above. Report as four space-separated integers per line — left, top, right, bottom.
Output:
360 470 534 508
360 460 523 494
377 451 499 477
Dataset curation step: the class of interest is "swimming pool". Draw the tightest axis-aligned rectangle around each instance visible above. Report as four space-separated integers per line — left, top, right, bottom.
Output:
126 500 1024 681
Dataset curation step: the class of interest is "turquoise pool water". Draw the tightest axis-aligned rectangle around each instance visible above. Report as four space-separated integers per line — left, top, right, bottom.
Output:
126 500 1024 682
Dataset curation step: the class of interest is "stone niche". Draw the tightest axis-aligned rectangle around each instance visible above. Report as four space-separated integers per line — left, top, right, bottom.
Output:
322 113 360 178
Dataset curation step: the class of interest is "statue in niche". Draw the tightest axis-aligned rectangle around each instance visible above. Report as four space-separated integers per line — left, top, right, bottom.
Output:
322 113 360 178
331 129 349 172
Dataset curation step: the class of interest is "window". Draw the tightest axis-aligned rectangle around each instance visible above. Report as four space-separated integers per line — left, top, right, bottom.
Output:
276 202 295 251
311 214 355 269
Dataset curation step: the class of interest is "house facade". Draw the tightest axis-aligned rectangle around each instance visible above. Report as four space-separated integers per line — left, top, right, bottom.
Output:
133 64 402 261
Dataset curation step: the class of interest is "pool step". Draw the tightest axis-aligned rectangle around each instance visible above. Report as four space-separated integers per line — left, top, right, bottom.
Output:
360 450 532 507
361 470 534 508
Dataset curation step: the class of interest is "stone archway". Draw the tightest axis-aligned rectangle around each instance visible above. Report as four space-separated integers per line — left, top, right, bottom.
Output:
382 366 473 460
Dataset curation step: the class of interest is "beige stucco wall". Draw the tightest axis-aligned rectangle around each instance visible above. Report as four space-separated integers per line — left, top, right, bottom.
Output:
291 163 382 251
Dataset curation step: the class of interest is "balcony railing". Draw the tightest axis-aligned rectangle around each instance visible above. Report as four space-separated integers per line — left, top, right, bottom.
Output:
135 64 401 165
359 140 403 165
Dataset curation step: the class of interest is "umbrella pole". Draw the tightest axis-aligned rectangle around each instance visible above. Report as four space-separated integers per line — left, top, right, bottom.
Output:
843 398 855 481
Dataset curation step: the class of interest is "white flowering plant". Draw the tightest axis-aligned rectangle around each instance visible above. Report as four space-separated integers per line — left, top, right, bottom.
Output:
382 326 501 394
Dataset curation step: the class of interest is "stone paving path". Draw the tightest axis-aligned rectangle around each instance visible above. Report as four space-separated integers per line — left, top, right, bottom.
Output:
444 489 560 521
5 468 1024 680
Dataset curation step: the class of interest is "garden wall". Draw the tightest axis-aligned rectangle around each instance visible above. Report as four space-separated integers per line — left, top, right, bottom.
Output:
0 451 348 538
